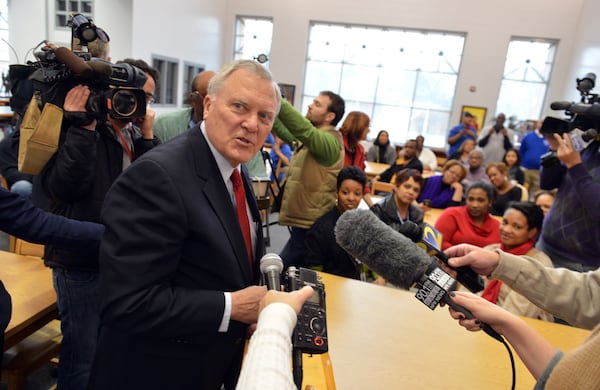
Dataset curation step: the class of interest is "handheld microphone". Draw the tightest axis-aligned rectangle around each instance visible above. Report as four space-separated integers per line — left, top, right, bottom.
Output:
87 59 115 80
259 253 283 291
335 209 502 342
419 223 484 293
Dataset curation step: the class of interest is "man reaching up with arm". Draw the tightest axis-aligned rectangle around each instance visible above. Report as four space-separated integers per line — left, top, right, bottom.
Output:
272 91 345 268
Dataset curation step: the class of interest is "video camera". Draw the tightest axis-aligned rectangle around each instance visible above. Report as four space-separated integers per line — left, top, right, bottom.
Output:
11 13 147 120
541 72 600 167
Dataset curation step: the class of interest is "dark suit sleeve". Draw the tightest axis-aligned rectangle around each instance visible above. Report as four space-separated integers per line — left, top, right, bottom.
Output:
98 158 228 338
0 188 103 248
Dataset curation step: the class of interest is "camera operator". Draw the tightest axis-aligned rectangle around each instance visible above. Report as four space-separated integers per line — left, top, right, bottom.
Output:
537 127 600 272
39 59 160 390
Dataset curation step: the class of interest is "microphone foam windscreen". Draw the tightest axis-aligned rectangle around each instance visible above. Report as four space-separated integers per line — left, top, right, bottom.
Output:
335 209 431 289
88 60 114 79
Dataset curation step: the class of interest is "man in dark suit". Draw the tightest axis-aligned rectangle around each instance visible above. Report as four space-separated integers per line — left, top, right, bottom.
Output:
88 60 282 389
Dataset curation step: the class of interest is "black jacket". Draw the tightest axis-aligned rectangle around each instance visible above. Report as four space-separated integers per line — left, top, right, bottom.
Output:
305 207 362 279
379 158 423 183
40 120 159 271
370 194 424 242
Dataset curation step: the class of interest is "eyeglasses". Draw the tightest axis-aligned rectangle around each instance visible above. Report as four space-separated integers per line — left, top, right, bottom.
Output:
146 93 156 105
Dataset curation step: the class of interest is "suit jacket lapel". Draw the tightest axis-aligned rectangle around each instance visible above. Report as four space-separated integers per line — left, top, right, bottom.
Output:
190 126 264 284
191 129 255 284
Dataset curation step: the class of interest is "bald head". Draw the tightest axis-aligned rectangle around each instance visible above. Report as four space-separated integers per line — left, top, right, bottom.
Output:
190 70 216 122
193 71 216 96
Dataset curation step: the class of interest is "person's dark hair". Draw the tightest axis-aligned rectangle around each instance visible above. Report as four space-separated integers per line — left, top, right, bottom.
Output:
320 90 345 126
506 201 544 231
374 130 390 147
118 58 160 84
336 166 367 190
502 148 522 167
394 168 424 189
533 189 555 202
466 181 496 202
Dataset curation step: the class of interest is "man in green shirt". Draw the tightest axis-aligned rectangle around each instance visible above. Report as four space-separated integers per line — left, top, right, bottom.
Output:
272 91 345 268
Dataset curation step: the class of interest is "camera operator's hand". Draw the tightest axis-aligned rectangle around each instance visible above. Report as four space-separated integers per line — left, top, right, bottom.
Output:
135 107 156 140
554 133 582 168
63 85 96 131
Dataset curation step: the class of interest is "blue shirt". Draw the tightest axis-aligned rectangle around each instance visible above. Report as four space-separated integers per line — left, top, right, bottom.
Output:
519 130 549 169
447 124 476 156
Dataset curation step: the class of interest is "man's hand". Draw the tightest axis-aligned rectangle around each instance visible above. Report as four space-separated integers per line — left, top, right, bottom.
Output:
63 85 96 131
259 286 314 315
231 285 268 324
135 107 156 140
554 133 582 168
444 244 500 277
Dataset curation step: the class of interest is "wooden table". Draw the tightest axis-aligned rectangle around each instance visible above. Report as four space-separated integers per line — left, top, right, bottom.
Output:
364 161 390 180
313 272 590 389
0 106 13 121
1 250 57 350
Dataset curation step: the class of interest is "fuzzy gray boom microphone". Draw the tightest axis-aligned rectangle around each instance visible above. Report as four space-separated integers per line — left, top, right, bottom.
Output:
335 209 502 342
334 208 432 289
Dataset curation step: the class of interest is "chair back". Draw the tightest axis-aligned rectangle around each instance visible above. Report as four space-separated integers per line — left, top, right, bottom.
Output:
517 184 529 201
371 180 395 195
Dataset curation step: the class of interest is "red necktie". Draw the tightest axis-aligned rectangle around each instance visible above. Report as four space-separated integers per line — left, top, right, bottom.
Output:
231 170 253 267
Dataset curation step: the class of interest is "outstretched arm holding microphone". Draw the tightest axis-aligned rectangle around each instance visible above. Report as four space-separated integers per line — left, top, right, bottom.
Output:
236 286 314 390
447 291 558 384
445 244 600 330
445 243 600 388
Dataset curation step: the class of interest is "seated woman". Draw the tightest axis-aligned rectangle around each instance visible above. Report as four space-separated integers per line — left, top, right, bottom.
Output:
502 148 525 185
485 162 522 216
371 168 424 242
481 202 553 322
435 181 500 250
417 159 466 210
449 138 475 167
367 130 396 164
305 166 380 282
534 190 555 217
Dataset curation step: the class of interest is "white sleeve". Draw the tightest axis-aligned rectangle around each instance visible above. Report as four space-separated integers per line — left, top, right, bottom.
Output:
236 303 298 390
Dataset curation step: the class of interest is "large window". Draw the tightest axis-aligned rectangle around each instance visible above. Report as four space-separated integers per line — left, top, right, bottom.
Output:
496 38 557 124
152 56 178 105
234 16 273 65
0 0 9 96
56 0 93 28
182 62 205 102
303 22 465 148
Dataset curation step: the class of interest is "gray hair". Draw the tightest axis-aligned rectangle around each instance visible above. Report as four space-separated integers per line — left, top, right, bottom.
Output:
207 60 282 113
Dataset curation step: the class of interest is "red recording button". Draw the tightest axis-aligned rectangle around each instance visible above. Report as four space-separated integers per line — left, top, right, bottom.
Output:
313 337 324 346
